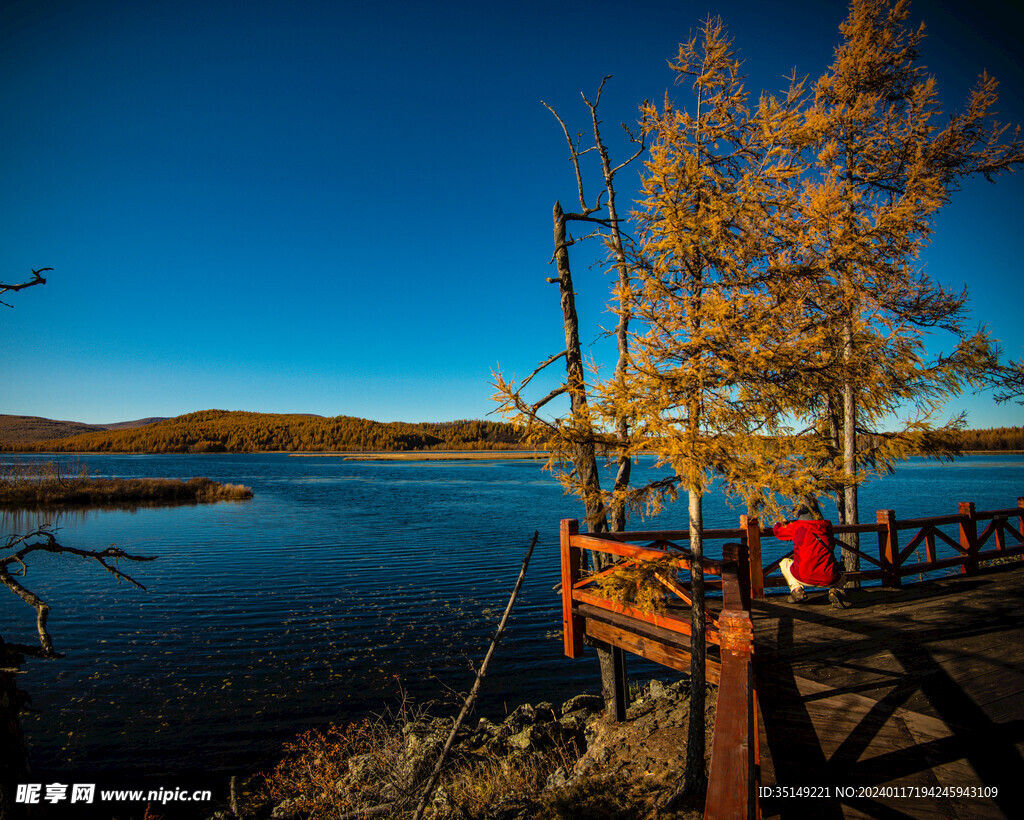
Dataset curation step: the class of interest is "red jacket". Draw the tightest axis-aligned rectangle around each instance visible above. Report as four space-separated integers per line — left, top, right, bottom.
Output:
773 519 841 587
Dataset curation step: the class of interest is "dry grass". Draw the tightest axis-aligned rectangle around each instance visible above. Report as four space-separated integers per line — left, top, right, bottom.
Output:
536 772 703 820
0 460 252 506
439 736 580 819
255 702 699 820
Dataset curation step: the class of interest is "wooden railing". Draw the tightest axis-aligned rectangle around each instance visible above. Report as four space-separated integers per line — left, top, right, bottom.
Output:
559 521 758 818
758 498 1024 592
558 497 1023 818
563 497 1024 601
561 519 739 684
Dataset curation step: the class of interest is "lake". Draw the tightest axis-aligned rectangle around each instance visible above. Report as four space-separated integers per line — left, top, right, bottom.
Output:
2 452 1022 784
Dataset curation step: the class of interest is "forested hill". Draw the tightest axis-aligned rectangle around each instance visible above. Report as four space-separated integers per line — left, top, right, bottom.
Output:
0 415 168 445
1 410 524 453
959 426 1024 452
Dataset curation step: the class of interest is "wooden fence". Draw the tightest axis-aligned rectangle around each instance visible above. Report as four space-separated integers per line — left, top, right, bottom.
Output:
758 498 1024 593
560 521 758 818
558 496 1022 819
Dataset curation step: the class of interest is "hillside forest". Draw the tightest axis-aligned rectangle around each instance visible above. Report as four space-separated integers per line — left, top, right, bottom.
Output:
0 410 525 453
0 410 1020 454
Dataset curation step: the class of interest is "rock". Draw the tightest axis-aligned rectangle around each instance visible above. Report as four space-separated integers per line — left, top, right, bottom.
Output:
557 710 589 742
347 752 376 781
545 765 570 790
431 785 470 819
534 700 558 722
502 703 536 734
508 726 535 750
560 693 603 715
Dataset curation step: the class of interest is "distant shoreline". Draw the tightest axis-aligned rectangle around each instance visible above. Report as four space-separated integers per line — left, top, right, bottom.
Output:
4 449 1021 458
289 451 549 461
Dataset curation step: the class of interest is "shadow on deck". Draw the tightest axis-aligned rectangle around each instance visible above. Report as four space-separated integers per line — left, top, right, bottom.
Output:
754 562 1024 819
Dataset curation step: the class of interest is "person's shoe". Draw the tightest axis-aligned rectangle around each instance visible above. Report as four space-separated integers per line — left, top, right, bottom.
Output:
786 587 806 604
829 589 851 610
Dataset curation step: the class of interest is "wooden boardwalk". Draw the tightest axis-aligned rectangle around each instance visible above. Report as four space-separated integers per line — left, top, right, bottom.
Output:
753 561 1024 819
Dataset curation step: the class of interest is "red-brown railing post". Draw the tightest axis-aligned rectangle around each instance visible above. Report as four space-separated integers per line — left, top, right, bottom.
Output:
560 519 585 658
959 502 978 576
877 509 900 588
706 542 756 819
741 514 764 600
1018 498 1024 543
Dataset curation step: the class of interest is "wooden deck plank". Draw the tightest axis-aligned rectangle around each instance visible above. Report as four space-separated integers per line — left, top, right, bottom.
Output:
755 561 1024 819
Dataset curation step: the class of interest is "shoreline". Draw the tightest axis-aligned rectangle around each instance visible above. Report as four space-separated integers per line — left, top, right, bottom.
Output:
289 451 549 461
4 448 1021 457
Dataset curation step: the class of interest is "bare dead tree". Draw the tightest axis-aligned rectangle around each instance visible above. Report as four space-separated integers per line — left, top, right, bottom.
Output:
0 263 158 818
493 79 659 715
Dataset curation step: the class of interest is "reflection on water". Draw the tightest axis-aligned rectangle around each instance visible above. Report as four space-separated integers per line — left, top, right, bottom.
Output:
1 506 93 532
1 452 1022 781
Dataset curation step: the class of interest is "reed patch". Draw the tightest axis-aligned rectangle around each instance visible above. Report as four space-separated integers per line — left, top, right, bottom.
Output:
0 460 253 506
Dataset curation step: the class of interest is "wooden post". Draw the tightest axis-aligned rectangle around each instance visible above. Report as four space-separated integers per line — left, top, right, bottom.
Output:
741 515 763 600
560 519 585 658
706 542 756 819
735 539 752 612
612 646 628 722
959 502 978 576
1018 498 1024 543
877 509 900 588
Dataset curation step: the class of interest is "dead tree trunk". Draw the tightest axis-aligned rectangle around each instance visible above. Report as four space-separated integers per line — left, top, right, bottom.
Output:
553 201 622 710
553 201 608 536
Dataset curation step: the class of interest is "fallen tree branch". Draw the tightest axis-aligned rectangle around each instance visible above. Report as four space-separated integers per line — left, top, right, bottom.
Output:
2 527 154 655
411 530 538 820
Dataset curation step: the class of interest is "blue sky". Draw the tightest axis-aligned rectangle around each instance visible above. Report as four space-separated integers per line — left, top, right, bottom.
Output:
1 0 1022 427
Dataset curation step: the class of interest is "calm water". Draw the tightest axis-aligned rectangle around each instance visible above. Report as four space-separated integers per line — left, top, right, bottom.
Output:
2 453 1022 782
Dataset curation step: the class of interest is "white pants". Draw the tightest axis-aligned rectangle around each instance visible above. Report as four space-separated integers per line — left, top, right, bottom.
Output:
780 556 846 593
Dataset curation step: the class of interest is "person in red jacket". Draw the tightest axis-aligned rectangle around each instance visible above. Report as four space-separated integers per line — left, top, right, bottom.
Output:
773 505 850 609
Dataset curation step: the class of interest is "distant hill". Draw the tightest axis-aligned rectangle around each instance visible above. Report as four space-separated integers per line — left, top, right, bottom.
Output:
1 410 524 453
98 417 171 431
0 415 167 445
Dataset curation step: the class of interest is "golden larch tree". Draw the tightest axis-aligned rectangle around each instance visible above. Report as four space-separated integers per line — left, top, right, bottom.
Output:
786 0 1022 571
603 17 814 798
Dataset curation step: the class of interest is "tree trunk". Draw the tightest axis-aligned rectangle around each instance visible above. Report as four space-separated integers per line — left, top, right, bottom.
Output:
683 488 707 794
841 316 860 582
553 201 618 708
554 201 607 535
593 114 633 535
